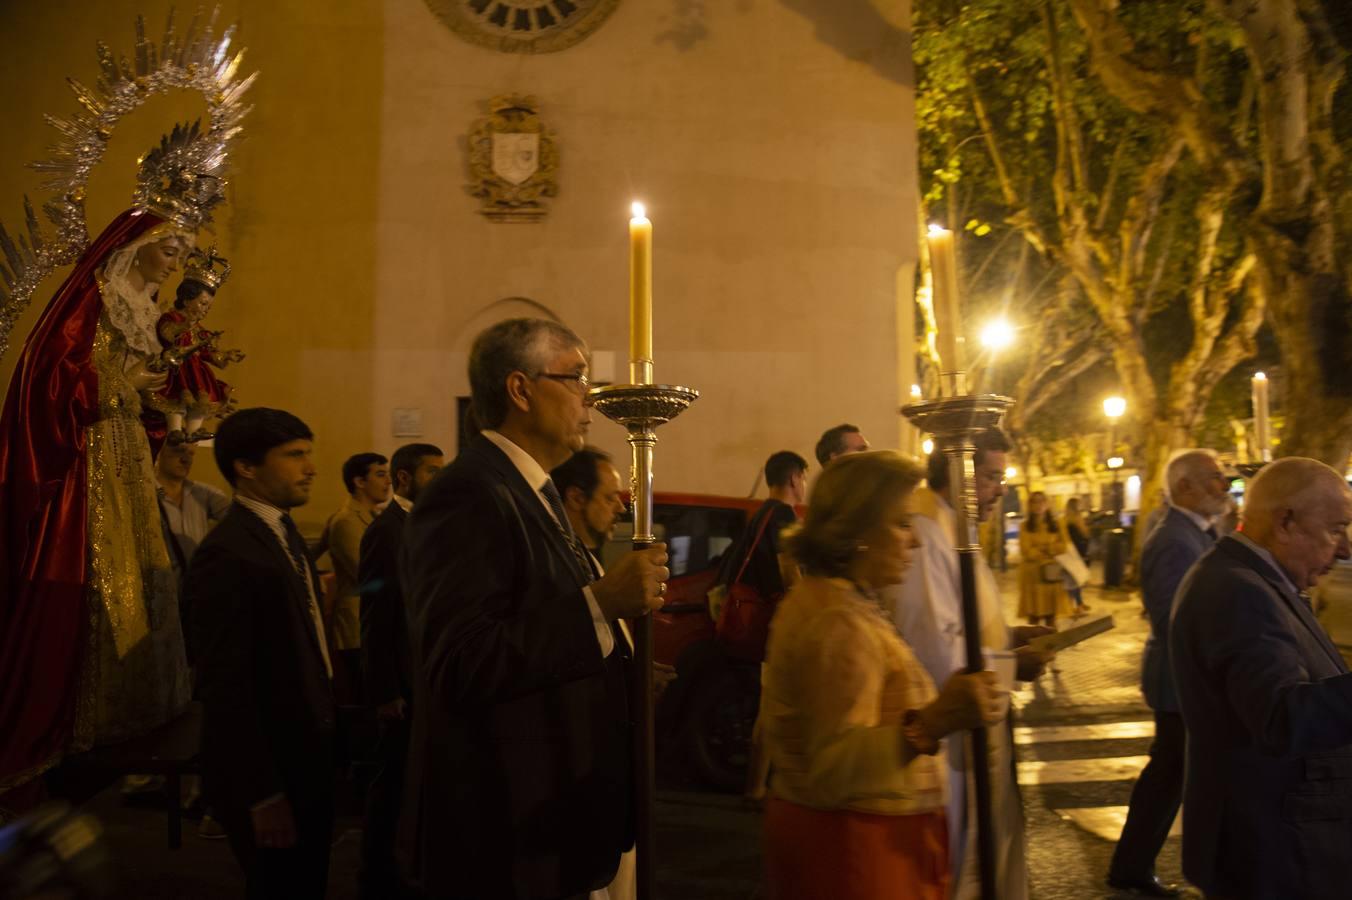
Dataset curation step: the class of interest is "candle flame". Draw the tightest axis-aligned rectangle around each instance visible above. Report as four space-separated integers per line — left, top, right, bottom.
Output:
631 201 647 220
927 223 950 236
1254 371 1267 381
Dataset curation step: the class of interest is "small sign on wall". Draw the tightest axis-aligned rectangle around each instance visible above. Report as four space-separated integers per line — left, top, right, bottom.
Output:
392 407 424 438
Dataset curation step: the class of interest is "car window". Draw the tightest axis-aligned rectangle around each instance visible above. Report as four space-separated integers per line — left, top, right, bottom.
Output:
601 504 748 578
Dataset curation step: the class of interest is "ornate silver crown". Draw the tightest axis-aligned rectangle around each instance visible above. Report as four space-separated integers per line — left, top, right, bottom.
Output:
135 121 230 230
0 8 256 364
182 245 231 292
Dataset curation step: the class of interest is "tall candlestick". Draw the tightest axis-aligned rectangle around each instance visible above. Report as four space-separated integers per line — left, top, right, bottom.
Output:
926 224 965 384
629 202 653 384
1252 371 1271 462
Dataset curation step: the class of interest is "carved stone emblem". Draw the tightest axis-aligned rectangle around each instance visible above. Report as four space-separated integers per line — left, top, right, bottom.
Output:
424 0 620 54
492 132 539 185
468 95 558 223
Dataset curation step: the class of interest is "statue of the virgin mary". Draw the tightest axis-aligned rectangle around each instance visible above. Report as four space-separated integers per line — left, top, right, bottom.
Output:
0 14 254 807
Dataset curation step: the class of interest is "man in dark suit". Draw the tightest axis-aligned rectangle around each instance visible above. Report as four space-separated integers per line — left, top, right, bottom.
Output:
1109 449 1229 896
358 441 443 899
1171 457 1352 900
186 408 336 900
401 318 668 900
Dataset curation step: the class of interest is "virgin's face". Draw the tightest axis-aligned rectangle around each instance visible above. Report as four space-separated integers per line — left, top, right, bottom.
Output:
856 490 916 590
136 237 186 285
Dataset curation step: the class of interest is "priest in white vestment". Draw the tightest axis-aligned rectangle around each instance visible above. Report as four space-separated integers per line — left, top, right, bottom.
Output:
887 430 1051 900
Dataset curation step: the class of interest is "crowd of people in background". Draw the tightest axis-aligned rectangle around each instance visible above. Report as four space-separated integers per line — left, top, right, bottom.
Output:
25 314 1348 900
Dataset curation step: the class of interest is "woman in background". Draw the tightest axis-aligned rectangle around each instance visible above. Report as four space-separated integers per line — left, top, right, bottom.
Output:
1018 491 1073 626
1062 497 1091 613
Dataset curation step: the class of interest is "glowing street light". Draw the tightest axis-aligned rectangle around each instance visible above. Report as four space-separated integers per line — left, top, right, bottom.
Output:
980 318 1015 352
1004 466 1018 481
1103 396 1127 520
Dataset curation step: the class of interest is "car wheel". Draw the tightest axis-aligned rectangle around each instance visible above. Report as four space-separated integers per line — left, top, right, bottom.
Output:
681 663 760 793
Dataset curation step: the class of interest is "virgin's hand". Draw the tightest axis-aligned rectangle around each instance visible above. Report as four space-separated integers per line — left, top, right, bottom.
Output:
128 364 168 392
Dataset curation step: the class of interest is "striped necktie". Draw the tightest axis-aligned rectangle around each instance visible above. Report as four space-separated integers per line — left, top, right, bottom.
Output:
540 478 594 582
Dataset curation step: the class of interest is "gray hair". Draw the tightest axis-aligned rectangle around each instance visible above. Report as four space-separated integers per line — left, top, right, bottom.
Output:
468 318 586 429
1164 449 1220 502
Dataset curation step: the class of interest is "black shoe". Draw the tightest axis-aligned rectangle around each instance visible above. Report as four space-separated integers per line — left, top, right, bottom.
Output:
1106 873 1181 897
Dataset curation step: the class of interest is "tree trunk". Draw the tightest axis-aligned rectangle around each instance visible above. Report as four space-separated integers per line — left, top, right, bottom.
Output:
1132 418 1191 566
1252 240 1352 468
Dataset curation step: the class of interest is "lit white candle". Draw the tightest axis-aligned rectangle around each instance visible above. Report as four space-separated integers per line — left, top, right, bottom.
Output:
1252 372 1271 462
629 202 653 384
926 224 965 379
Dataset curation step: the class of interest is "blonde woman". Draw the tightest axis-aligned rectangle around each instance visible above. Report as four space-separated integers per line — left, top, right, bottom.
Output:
760 451 1005 900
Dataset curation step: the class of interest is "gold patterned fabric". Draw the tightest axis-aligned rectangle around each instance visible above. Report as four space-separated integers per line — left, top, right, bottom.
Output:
74 315 190 750
761 576 947 816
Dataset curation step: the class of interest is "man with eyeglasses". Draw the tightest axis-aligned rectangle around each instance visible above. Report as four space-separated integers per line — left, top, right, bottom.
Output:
1108 448 1229 897
400 318 669 900
888 427 1050 900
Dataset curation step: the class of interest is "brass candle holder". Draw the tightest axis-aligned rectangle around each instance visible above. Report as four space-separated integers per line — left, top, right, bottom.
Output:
589 380 699 900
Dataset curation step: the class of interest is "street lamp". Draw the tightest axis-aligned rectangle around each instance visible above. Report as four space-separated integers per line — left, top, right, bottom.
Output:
980 318 1015 352
1103 397 1126 520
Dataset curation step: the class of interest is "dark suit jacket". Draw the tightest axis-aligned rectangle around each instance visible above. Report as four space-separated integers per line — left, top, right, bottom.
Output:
1140 506 1214 712
1170 536 1352 899
360 500 411 707
186 503 336 816
400 435 633 900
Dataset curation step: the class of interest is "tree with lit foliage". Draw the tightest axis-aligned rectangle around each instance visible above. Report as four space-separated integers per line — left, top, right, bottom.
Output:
915 0 1350 533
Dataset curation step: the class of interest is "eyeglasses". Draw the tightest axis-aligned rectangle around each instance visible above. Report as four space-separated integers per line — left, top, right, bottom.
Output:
534 371 591 396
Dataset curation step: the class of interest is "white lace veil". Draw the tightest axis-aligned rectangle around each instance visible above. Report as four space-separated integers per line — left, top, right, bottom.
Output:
98 226 195 357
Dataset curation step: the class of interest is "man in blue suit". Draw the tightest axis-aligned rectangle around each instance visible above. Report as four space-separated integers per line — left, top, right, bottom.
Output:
1109 450 1230 896
1170 457 1352 900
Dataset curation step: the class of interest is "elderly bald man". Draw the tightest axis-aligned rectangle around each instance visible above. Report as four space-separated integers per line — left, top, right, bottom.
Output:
1170 457 1352 900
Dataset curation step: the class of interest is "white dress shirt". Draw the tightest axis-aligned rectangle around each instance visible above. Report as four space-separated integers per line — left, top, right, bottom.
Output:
481 430 615 658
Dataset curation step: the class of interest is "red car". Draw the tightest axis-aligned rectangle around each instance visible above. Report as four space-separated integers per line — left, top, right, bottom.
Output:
600 492 769 791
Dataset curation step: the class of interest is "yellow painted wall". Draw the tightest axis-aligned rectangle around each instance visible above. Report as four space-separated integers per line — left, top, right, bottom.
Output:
0 0 916 530
373 0 918 499
0 1 384 533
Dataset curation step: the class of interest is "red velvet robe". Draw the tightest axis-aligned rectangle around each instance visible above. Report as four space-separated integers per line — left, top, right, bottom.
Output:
0 209 168 797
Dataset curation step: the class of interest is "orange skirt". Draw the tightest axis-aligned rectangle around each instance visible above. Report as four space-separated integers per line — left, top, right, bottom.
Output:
764 796 949 900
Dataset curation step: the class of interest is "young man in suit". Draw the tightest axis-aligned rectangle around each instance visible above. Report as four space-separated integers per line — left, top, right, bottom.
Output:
1171 457 1352 900
1109 449 1229 897
400 318 668 900
187 408 336 900
358 441 443 899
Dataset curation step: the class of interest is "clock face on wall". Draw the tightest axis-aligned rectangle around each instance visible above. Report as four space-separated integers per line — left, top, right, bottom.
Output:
424 0 621 53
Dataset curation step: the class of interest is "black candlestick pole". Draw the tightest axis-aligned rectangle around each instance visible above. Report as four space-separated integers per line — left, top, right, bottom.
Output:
904 390 1013 900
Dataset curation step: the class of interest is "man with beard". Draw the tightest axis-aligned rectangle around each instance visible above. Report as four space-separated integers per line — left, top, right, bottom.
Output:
1171 458 1352 899
1108 449 1229 897
358 442 444 899
889 428 1051 900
